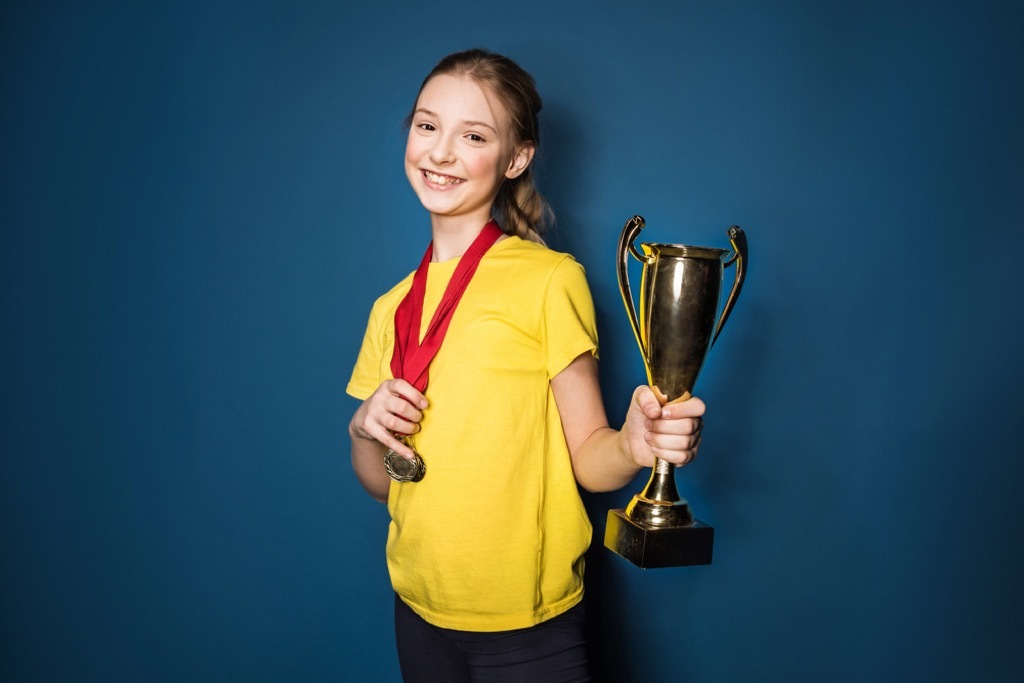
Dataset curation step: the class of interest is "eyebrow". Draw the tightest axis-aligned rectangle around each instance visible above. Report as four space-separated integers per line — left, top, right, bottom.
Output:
414 108 498 134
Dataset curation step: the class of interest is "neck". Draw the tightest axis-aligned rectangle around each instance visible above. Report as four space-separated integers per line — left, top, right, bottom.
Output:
429 215 501 262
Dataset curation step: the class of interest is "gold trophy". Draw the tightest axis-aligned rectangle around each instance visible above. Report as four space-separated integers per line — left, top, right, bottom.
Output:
604 215 747 568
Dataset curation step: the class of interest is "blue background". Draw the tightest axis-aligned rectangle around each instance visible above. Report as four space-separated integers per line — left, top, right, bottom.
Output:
3 1 1022 681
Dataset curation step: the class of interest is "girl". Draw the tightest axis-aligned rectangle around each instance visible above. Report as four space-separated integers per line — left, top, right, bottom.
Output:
346 48 705 682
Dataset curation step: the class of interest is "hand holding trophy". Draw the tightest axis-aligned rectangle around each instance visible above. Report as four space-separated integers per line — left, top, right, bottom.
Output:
604 216 748 568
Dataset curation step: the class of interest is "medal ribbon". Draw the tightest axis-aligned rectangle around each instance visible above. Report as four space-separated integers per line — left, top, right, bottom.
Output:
391 221 503 393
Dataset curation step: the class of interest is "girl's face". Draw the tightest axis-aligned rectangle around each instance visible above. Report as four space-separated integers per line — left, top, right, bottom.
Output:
405 74 533 230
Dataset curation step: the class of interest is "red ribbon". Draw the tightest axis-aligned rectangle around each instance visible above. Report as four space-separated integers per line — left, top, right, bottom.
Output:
391 221 503 393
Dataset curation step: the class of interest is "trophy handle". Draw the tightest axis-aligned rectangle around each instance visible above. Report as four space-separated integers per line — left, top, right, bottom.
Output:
617 215 650 364
712 225 747 346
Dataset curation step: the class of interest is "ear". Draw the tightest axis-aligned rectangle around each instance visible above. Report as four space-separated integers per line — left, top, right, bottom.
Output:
505 143 536 179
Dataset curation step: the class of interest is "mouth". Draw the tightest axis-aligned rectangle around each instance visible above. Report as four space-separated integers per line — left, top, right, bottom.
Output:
423 170 465 187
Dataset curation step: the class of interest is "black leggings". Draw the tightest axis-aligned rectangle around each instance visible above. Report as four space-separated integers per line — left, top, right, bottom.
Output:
394 594 591 682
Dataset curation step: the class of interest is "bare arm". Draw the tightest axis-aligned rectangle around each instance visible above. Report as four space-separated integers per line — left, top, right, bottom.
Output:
348 378 428 503
551 353 705 493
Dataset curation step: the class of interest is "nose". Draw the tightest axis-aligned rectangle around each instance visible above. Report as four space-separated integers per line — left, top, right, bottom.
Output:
429 134 456 165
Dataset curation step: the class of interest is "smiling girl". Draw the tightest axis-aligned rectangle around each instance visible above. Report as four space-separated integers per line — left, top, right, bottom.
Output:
346 48 705 682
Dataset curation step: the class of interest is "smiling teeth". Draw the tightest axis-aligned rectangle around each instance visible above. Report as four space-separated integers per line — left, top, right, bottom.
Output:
425 171 463 186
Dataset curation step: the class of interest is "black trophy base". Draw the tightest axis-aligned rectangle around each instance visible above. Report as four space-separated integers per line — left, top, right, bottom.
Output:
604 509 714 568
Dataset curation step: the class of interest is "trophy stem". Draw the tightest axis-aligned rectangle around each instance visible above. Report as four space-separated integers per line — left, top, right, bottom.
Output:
625 459 695 528
642 458 681 503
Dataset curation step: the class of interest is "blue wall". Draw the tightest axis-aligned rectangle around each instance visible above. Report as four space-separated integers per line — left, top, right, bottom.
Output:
3 1 1022 681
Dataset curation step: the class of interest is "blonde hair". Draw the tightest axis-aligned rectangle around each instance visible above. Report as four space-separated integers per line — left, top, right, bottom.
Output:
408 48 553 243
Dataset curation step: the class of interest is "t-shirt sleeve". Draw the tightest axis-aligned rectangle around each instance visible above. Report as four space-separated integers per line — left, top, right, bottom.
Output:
346 298 393 401
542 256 599 379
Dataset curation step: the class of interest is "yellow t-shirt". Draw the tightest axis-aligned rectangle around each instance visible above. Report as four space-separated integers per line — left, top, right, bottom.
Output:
346 236 598 631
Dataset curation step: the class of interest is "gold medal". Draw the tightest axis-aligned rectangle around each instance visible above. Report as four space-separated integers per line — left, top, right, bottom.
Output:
384 437 426 482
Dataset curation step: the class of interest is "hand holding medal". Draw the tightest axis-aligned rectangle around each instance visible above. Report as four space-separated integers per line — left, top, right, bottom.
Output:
384 221 504 483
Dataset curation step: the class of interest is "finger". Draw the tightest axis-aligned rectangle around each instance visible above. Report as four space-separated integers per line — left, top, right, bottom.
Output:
647 425 702 462
384 394 425 426
660 395 706 420
646 431 702 453
649 415 703 437
384 413 421 437
388 378 428 410
380 429 417 460
648 445 699 467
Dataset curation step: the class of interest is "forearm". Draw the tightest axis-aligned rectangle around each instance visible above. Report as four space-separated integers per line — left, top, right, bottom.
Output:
570 425 643 493
551 354 705 494
551 353 643 493
349 424 391 503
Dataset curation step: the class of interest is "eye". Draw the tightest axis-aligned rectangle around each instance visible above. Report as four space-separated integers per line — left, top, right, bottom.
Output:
465 133 486 143
416 122 436 132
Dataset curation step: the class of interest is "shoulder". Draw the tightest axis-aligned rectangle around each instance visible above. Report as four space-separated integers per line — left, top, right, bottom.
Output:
481 239 593 321
364 271 414 323
487 237 589 281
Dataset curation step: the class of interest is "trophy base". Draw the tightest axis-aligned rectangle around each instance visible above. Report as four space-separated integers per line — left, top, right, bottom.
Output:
604 509 714 568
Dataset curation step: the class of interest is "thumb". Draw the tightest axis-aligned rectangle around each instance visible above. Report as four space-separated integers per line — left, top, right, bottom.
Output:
633 385 663 420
